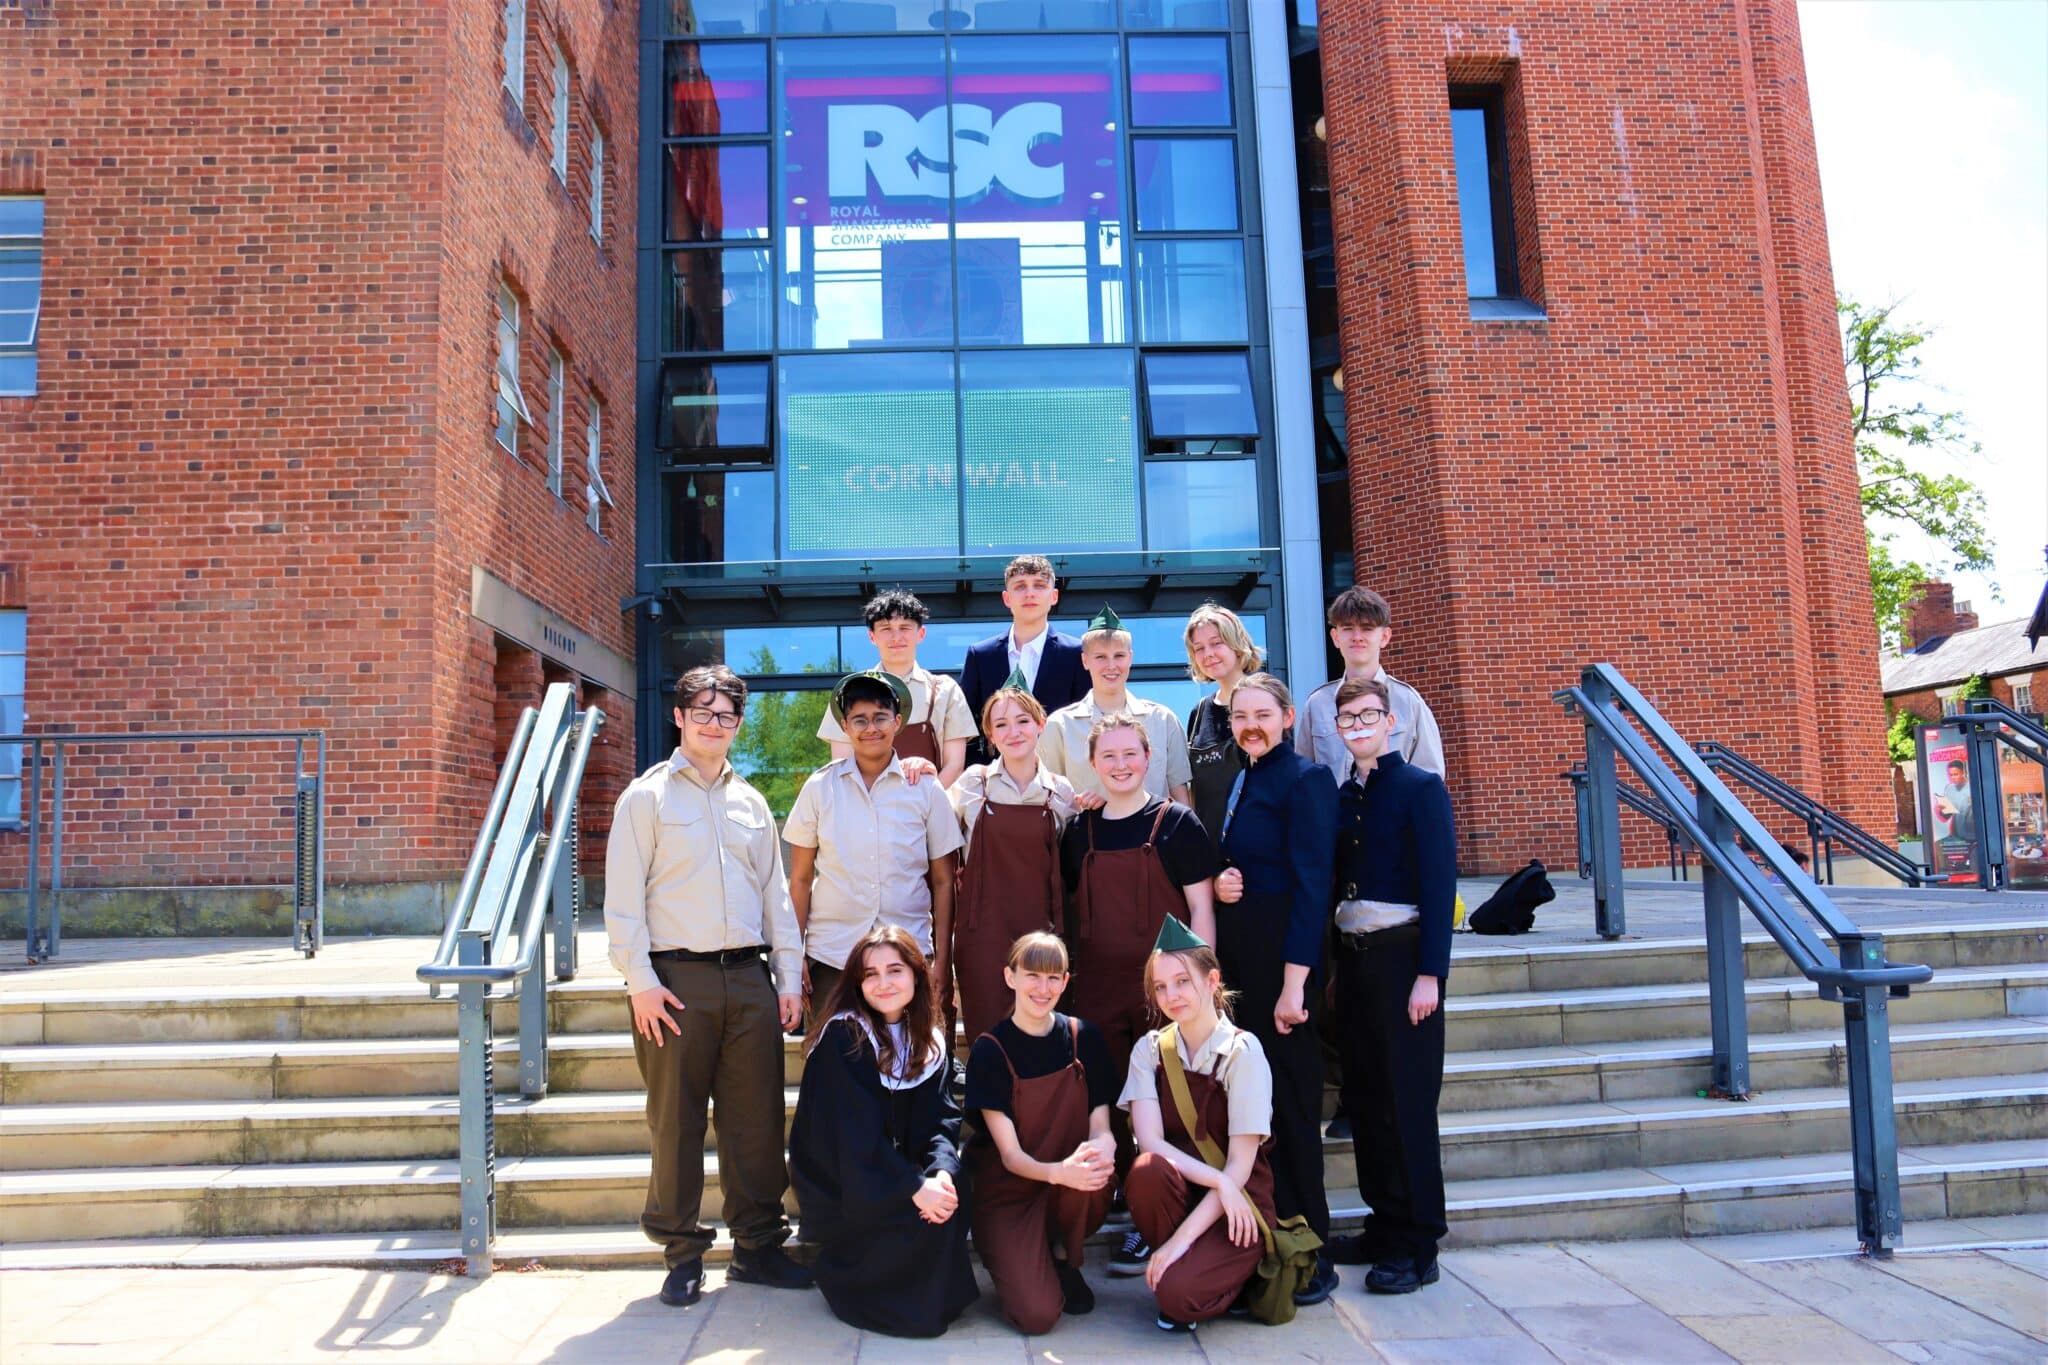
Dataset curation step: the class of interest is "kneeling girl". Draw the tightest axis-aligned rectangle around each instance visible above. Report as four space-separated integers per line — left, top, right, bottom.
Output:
1119 918 1277 1332
965 931 1119 1334
788 926 979 1338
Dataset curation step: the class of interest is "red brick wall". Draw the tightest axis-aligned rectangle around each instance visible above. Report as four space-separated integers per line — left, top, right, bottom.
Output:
1320 0 1891 871
0 0 635 889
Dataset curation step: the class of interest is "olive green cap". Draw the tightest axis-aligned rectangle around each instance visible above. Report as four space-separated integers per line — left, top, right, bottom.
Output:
830 668 913 727
1152 915 1209 956
1085 603 1124 636
1000 664 1030 693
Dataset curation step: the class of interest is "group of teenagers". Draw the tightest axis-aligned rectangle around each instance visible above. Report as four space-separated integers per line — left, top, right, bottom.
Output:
602 555 1458 1338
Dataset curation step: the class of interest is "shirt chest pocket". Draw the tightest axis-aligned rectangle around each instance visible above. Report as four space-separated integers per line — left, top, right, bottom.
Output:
874 798 929 869
722 804 768 856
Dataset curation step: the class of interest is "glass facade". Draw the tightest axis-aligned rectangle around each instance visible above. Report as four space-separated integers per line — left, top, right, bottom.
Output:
642 1 1278 778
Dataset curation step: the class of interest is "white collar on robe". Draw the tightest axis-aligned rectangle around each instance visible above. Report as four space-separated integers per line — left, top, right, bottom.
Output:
835 1011 949 1091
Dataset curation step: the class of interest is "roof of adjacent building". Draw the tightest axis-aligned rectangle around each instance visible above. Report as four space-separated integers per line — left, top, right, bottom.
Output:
1882 615 2048 695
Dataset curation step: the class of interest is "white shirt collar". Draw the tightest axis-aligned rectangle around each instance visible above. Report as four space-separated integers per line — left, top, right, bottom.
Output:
836 1011 949 1090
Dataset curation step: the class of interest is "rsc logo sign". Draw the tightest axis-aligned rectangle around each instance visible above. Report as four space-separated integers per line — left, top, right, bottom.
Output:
827 102 1065 204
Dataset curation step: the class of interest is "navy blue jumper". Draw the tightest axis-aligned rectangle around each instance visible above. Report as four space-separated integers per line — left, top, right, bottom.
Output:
1334 752 1457 979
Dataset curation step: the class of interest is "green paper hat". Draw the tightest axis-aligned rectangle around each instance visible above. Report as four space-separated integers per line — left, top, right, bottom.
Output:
1152 915 1209 956
1085 603 1124 636
999 664 1030 692
830 668 913 727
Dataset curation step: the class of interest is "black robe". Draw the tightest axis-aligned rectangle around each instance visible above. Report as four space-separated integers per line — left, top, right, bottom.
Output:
788 1017 980 1338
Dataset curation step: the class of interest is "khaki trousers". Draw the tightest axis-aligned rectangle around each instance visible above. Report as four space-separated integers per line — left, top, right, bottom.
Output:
632 954 790 1267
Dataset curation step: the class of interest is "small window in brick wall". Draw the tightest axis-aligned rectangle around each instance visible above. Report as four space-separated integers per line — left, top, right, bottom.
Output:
546 346 567 495
0 608 23 827
502 0 526 99
2015 683 2035 716
1450 87 1519 303
590 127 606 242
585 393 613 533
551 43 571 182
0 197 42 396
495 283 531 452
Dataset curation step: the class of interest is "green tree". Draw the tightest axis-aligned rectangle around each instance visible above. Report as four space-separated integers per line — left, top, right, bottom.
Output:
1841 298 1995 647
1885 705 1919 765
728 646 831 818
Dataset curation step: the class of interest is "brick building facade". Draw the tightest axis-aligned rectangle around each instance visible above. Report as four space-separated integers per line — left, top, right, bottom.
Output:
2 0 1890 908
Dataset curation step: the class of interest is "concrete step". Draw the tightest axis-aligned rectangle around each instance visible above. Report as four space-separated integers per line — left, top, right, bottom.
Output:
3 1074 2041 1237
4 1139 2040 1265
4 921 2037 1047
7 1009 2043 1116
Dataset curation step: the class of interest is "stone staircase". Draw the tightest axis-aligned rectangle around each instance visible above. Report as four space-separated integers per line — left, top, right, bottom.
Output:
1 921 2043 1267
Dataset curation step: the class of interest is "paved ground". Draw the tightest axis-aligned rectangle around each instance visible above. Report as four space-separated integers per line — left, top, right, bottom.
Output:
1 1223 2042 1363
3 877 2041 990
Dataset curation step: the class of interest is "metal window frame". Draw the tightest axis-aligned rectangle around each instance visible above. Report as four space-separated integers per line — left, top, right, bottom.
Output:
551 42 572 181
1448 84 1519 302
545 346 567 495
495 282 531 451
0 198 45 397
585 394 613 532
502 0 526 99
590 127 606 240
0 607 22 831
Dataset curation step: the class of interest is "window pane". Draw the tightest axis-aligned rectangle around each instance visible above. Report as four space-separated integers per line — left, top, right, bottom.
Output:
0 611 23 652
665 0 769 35
665 248 775 351
962 350 1139 554
0 199 43 239
1133 137 1237 231
0 656 21 694
0 356 35 395
0 312 34 347
779 38 953 348
727 688 831 819
951 35 1126 345
1144 459 1258 550
666 143 771 242
1131 677 1206 726
778 0 958 31
1129 35 1231 127
666 625 841 678
0 779 18 826
1049 612 1263 659
955 0 1115 27
1451 105 1499 297
865 619 1010 673
1143 351 1255 437
666 41 768 135
1134 239 1246 341
781 351 957 557
666 469 776 561
658 359 771 453
1123 0 1232 26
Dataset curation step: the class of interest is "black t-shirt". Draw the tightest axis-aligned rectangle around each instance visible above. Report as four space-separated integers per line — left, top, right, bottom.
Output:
1059 798 1220 895
965 1012 1119 1120
1186 696 1234 751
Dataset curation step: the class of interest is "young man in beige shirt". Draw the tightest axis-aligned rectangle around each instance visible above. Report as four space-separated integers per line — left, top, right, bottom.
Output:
1038 605 1194 805
604 664 812 1308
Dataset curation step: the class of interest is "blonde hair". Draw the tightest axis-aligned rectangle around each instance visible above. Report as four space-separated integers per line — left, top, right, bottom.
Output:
1006 931 1070 976
1231 671 1295 713
1142 943 1236 1021
1183 603 1264 683
980 686 1047 735
1086 710 1151 760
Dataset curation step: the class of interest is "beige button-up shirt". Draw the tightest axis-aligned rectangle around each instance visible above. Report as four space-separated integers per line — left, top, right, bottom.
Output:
1037 692 1194 802
603 753 802 999
949 759 1076 851
816 663 977 747
1119 1017 1273 1139
783 754 966 967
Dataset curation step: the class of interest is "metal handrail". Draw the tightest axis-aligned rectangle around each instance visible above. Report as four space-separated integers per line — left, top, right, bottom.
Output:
416 683 604 1278
1556 664 1931 1256
1694 740 1933 887
2 728 326 959
1564 763 1695 881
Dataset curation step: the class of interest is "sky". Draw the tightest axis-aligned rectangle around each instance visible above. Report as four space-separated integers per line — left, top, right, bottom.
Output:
1799 0 2048 629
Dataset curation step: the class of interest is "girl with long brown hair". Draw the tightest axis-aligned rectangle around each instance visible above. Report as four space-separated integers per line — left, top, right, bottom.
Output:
788 926 979 1338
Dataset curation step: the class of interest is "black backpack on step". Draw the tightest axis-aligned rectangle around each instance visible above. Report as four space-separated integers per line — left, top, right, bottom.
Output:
1468 859 1555 935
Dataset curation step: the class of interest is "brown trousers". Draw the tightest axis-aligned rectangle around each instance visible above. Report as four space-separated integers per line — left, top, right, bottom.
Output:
1126 1153 1264 1323
632 954 789 1267
805 956 844 1032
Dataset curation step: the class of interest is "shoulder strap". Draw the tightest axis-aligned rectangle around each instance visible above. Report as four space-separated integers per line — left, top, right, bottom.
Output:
1158 1024 1226 1168
1144 799 1172 845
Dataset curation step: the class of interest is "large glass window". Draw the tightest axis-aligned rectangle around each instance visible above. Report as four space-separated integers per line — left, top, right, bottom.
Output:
667 41 770 135
962 349 1139 553
666 624 841 678
667 469 776 562
666 143 772 241
1134 239 1246 342
0 198 43 397
1143 350 1255 438
1145 458 1258 550
780 351 957 556
658 359 772 457
665 248 775 352
951 35 1126 345
780 38 953 349
727 687 830 817
956 0 1117 27
1451 87 1518 300
667 0 769 35
1133 137 1237 231
1128 35 1231 126
1124 0 1232 26
0 609 21 827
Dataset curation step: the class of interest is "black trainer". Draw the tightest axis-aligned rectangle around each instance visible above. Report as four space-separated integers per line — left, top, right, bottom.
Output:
1154 1312 1198 1333
1294 1252 1340 1306
1365 1253 1440 1295
1107 1229 1151 1277
727 1243 814 1290
1055 1259 1095 1316
659 1258 704 1307
1326 1231 1388 1267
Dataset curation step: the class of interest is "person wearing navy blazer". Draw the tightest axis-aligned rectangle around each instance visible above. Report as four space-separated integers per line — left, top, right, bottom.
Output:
960 556 1091 766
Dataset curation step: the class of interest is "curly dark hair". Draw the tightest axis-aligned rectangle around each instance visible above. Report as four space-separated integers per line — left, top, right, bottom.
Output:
864 588 929 628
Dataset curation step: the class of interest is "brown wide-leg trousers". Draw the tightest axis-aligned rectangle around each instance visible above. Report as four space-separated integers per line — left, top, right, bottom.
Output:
1125 1152 1263 1324
632 954 790 1268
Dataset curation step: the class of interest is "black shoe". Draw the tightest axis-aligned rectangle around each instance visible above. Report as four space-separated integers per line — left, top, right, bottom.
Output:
659 1258 704 1307
1154 1312 1198 1333
1055 1259 1095 1316
727 1243 814 1290
1226 1286 1253 1318
1365 1254 1440 1295
1107 1229 1151 1277
1326 1231 1382 1267
1294 1253 1340 1306
1324 1113 1353 1141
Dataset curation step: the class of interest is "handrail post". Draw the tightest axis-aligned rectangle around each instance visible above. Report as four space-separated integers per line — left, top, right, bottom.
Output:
1579 682 1627 939
456 932 497 1278
519 855 551 1102
1569 768 1594 879
554 760 580 982
25 738 42 960
1838 930 1903 1256
1696 800 1752 1098
1965 720 2008 891
49 742 64 959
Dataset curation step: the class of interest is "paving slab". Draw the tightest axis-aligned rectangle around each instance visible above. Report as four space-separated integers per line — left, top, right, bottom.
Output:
1674 1311 1904 1364
1725 1253 2044 1364
1368 1336 1555 1365
1432 1244 1643 1309
1506 1304 1733 1363
1559 1240 1802 1316
1329 1264 1521 1341
1868 1251 2048 1339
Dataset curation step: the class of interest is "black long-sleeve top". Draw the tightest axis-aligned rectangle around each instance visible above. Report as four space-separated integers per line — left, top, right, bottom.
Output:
1219 738 1338 973
1334 752 1457 980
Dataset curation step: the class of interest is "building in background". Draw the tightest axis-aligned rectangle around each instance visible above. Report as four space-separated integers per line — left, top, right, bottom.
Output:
0 0 1894 921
